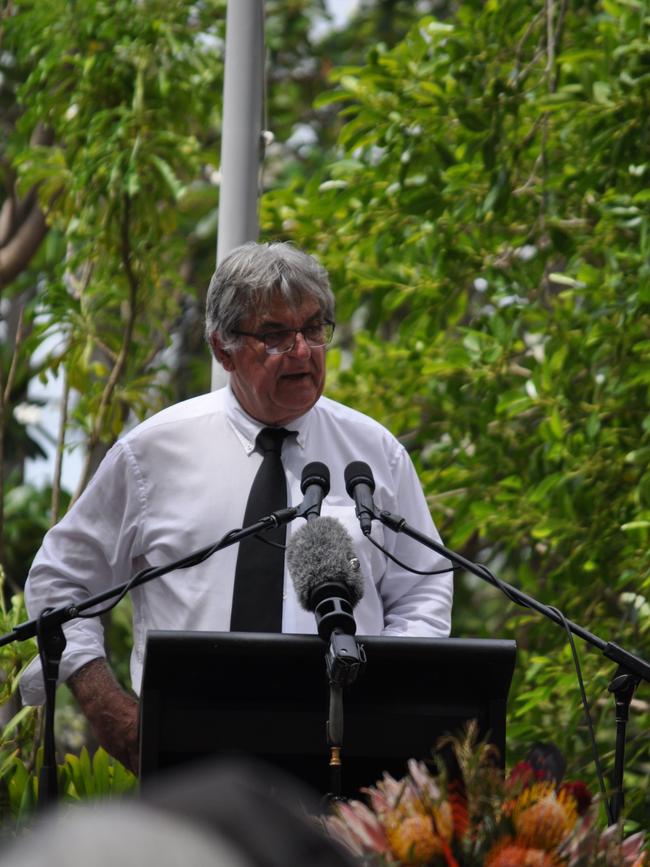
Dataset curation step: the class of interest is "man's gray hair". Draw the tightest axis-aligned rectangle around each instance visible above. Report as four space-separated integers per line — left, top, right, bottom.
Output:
205 242 335 350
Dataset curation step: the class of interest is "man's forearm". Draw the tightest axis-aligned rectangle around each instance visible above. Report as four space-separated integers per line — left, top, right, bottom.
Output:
68 658 140 774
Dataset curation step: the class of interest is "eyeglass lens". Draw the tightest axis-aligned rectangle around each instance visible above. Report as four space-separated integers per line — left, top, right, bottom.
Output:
266 322 334 353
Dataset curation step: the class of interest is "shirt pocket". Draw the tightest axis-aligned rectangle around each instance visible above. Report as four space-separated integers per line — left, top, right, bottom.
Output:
319 502 386 587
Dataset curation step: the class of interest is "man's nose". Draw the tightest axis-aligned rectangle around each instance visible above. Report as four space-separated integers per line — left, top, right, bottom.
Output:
289 330 312 358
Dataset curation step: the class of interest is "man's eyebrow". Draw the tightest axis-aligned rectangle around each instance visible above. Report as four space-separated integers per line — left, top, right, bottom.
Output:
257 319 288 330
257 311 322 330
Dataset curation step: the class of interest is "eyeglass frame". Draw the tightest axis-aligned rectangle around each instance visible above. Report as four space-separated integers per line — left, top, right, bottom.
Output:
230 319 336 356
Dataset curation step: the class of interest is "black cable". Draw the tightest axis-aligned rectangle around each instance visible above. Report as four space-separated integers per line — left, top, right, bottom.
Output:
76 528 243 619
253 534 286 551
465 565 612 819
548 604 613 825
364 530 460 575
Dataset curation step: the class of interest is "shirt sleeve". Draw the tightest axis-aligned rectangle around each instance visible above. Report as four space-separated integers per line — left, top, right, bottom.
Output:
376 446 453 637
19 442 145 706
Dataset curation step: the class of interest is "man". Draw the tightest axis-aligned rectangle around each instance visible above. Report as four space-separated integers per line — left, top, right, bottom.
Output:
21 242 453 773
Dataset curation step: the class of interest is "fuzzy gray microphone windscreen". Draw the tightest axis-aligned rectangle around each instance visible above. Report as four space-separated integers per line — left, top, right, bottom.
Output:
286 516 365 611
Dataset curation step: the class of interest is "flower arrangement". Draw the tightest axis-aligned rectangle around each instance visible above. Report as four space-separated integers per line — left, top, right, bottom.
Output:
325 726 646 867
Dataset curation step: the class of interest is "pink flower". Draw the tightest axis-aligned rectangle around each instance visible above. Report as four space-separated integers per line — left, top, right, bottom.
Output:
406 758 441 802
563 818 647 867
620 830 647 866
325 799 391 857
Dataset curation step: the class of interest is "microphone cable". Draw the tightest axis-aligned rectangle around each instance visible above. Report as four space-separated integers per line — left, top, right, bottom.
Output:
364 531 459 576
74 526 246 620
549 603 613 824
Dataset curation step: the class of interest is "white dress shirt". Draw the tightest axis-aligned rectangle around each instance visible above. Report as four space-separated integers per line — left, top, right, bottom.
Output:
21 386 453 704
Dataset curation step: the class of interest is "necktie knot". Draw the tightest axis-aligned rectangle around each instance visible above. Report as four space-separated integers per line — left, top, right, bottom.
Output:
256 427 292 455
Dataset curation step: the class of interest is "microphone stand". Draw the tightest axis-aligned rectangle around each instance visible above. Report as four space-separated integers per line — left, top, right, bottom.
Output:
0 506 299 810
324 630 366 801
309 580 366 801
376 508 650 826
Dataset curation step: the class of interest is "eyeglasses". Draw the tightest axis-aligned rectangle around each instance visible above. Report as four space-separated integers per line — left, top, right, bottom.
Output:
232 320 335 356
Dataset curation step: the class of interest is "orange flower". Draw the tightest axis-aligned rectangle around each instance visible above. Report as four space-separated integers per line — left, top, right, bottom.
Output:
485 837 561 867
513 783 577 851
558 780 592 816
432 801 454 842
386 814 446 865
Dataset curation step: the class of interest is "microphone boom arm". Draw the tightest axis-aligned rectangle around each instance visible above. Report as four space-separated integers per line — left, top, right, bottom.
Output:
0 505 300 810
377 509 650 682
0 507 299 647
377 507 650 824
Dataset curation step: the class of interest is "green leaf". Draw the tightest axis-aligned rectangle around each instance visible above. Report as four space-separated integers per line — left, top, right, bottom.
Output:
148 154 185 201
456 110 489 132
2 706 35 739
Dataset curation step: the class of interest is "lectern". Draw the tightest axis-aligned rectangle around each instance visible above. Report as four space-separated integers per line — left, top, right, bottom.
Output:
140 632 516 796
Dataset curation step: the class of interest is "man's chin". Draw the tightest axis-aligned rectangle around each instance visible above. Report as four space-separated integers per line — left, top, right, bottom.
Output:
275 391 321 421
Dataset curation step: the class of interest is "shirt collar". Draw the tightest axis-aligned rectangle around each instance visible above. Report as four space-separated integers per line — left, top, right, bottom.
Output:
223 382 314 454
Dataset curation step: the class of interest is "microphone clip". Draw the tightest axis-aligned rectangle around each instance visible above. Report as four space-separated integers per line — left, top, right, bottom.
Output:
378 509 405 532
313 582 356 641
266 507 299 527
326 632 366 687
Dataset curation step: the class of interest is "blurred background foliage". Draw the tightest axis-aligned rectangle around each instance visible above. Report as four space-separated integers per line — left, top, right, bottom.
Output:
0 0 648 831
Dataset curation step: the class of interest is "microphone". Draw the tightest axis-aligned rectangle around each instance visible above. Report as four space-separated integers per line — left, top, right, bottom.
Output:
297 462 330 521
344 461 377 536
286 516 364 642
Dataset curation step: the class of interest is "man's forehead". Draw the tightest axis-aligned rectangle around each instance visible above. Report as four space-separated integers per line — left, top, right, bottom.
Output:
245 296 322 328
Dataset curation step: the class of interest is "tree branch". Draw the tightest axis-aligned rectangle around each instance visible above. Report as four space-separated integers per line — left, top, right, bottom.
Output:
0 202 49 289
70 196 138 503
50 371 70 526
0 124 57 289
0 305 26 569
2 305 24 407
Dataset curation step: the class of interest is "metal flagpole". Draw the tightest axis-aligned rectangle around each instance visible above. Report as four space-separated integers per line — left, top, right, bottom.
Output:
211 0 265 389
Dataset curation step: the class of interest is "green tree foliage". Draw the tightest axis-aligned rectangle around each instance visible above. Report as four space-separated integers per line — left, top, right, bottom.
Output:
263 0 650 823
0 0 226 815
5 0 227 499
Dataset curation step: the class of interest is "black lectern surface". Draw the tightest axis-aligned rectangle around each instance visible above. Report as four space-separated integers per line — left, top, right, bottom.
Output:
139 632 516 796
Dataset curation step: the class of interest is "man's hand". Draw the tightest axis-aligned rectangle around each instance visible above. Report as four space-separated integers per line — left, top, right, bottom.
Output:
67 658 140 774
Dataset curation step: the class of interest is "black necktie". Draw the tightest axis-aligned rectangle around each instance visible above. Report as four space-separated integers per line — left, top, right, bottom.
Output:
230 427 293 632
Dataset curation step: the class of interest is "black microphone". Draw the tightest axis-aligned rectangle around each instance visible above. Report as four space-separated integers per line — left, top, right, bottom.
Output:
286 516 364 642
297 462 330 521
344 461 376 536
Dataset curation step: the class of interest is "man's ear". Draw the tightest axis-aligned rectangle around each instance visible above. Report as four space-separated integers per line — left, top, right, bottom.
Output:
210 334 235 372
